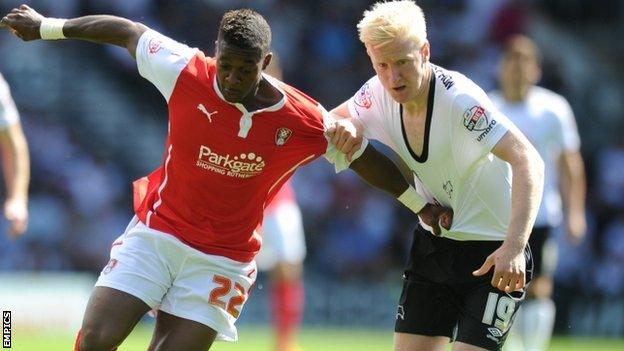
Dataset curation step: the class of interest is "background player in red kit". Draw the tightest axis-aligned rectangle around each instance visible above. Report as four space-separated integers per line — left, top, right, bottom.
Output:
257 56 306 351
1 4 452 351
259 181 306 351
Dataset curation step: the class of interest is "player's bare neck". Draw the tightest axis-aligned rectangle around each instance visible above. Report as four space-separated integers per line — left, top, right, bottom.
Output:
241 77 283 111
502 83 530 103
403 67 433 118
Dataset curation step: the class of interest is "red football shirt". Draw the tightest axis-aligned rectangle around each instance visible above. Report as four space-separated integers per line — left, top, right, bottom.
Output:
133 30 361 262
264 180 296 215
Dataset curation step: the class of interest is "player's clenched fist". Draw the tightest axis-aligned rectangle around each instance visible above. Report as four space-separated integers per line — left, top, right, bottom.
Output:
325 117 363 162
0 4 44 41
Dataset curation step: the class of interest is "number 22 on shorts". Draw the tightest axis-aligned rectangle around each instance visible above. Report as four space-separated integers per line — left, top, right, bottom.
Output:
208 274 248 318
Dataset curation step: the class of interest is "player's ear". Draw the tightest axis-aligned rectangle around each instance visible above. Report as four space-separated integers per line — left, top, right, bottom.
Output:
421 41 430 64
262 52 273 71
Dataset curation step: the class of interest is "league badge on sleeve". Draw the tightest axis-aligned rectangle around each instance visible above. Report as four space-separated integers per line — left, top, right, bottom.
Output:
275 127 292 146
463 105 489 131
463 105 498 141
354 83 373 109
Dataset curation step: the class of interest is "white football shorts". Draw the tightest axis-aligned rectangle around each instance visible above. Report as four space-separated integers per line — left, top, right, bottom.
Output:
95 216 257 341
255 202 306 271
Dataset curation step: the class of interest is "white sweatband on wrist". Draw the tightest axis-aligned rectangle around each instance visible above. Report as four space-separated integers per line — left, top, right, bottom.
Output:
397 185 427 214
40 18 67 40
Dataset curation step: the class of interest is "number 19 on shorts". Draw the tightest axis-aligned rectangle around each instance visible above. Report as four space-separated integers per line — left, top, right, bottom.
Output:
482 292 516 332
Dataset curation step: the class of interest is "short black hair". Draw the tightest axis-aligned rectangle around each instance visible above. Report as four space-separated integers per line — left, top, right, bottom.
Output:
218 9 271 53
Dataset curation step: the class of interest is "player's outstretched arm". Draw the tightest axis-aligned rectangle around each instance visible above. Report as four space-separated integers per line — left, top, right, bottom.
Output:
559 150 587 244
349 144 452 235
473 128 545 292
0 123 29 239
1 4 148 58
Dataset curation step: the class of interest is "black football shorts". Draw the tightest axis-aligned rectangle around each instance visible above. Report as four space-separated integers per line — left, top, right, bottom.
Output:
395 225 533 351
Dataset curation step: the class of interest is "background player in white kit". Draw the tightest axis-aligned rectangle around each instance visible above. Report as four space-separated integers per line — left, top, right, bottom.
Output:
489 35 587 351
0 72 30 238
1 4 453 351
329 1 544 350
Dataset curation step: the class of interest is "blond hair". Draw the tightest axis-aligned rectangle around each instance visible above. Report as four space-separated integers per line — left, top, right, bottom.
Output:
357 1 427 49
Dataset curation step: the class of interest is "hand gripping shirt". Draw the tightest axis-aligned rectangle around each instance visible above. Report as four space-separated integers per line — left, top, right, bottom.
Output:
133 30 365 262
348 64 516 241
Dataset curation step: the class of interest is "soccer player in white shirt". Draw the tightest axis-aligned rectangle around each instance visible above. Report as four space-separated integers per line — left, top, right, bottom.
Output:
489 35 587 351
2 4 453 351
328 2 544 350
0 72 30 238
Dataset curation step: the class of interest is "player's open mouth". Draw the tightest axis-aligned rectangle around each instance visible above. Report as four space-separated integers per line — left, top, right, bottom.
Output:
393 86 406 92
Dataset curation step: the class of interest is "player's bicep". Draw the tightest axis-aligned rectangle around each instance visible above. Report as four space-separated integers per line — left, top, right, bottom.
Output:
330 101 351 119
450 93 513 170
135 29 198 100
491 128 537 166
126 22 150 59
345 79 390 141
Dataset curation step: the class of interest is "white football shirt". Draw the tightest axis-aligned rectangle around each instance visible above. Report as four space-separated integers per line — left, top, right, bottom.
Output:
348 64 516 241
0 73 20 129
489 86 580 227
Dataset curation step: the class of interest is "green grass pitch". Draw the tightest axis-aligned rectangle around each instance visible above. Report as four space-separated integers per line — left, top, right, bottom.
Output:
10 325 624 350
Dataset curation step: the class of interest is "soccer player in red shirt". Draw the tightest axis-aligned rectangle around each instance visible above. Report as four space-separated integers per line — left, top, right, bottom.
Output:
2 5 451 351
257 56 306 351
259 181 306 351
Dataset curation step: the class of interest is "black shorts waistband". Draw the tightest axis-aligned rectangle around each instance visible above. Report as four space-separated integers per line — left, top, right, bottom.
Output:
415 225 503 250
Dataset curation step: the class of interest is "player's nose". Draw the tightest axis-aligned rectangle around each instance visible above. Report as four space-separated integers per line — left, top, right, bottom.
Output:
225 71 242 85
390 67 401 84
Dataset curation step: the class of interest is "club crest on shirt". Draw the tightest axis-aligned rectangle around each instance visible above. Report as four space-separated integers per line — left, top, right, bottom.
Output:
275 127 292 146
463 105 490 131
148 38 163 54
354 83 372 109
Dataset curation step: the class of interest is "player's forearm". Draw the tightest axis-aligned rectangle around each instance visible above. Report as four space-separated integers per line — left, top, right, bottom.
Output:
0 125 30 201
349 144 410 198
504 150 544 251
62 16 147 54
561 151 586 217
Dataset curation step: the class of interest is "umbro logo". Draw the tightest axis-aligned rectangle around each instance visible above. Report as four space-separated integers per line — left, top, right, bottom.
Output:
198 104 218 122
486 327 503 343
396 305 405 320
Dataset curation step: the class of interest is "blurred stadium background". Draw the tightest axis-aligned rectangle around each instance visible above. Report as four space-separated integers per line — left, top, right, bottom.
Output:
0 0 623 350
